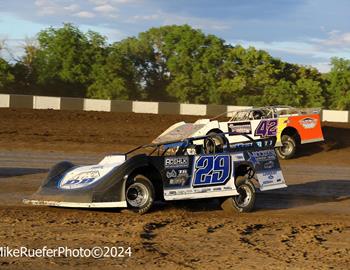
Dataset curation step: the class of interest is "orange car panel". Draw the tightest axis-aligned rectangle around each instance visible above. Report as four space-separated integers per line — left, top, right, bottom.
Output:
286 114 324 143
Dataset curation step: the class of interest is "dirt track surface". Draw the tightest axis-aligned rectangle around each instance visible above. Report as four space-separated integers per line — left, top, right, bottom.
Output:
0 108 350 269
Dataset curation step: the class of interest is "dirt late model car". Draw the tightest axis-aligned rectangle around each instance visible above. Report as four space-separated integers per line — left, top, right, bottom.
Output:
24 133 287 214
153 106 324 159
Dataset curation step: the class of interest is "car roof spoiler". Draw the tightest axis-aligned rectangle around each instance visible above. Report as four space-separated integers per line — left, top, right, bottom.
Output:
210 105 321 120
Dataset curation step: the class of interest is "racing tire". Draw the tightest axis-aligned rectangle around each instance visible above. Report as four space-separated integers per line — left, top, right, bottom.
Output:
276 135 296 160
221 176 256 213
126 175 155 214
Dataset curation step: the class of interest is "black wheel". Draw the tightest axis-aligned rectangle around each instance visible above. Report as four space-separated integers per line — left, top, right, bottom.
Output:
276 134 296 160
221 176 256 213
126 175 155 214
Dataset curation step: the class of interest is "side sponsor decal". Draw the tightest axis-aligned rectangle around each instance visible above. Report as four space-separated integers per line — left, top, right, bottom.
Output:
247 150 276 166
166 170 177 178
263 180 274 185
255 119 278 137
90 165 103 169
231 141 254 149
263 160 275 169
192 155 231 187
299 117 317 129
262 170 278 179
255 139 275 148
256 170 284 187
166 169 189 186
231 138 275 150
59 171 100 189
231 153 245 161
164 156 189 169
228 122 252 135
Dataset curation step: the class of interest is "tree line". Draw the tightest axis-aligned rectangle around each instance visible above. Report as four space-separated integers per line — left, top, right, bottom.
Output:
0 24 349 110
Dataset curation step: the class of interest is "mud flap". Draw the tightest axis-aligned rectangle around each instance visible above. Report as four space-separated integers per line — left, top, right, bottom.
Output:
255 169 287 191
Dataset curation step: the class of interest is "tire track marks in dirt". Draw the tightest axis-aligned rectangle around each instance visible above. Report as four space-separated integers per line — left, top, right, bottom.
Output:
140 220 171 254
139 219 199 269
238 222 350 267
1 206 350 269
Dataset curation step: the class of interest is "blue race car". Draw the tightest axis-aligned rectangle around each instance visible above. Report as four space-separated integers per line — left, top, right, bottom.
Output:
23 133 287 214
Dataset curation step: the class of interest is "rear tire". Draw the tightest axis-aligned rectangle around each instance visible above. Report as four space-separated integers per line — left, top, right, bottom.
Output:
221 176 256 213
276 135 296 160
126 175 155 214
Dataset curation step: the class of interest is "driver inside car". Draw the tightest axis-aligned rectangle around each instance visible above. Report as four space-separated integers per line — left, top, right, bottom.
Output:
252 110 263 119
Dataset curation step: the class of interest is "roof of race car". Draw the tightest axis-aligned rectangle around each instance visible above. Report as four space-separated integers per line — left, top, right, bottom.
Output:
210 105 320 120
209 106 283 120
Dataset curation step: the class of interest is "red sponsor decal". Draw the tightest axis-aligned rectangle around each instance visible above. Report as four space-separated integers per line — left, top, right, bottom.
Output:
299 117 317 129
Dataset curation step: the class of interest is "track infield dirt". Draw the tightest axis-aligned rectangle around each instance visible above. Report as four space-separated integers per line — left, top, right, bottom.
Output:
0 108 350 270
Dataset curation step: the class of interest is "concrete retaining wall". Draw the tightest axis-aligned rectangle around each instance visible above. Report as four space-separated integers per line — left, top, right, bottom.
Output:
180 104 207 116
322 110 349 123
9 94 33 109
0 94 10 108
60 97 84 111
206 104 227 116
0 94 349 123
84 98 111 112
133 101 158 114
33 96 60 110
111 100 133 112
158 102 180 115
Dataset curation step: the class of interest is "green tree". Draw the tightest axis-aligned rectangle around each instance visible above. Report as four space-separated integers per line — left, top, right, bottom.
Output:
326 57 350 110
263 80 302 107
262 78 324 108
9 38 39 94
0 40 15 92
34 23 107 97
164 27 226 103
295 78 324 107
87 43 139 100
0 57 14 91
0 23 339 109
95 25 226 103
216 45 282 105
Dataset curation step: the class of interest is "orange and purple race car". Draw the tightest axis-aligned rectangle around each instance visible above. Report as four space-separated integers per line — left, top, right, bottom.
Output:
153 106 324 159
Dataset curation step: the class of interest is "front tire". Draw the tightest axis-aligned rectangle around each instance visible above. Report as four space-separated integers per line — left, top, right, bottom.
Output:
221 176 256 213
276 134 296 159
126 175 155 214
